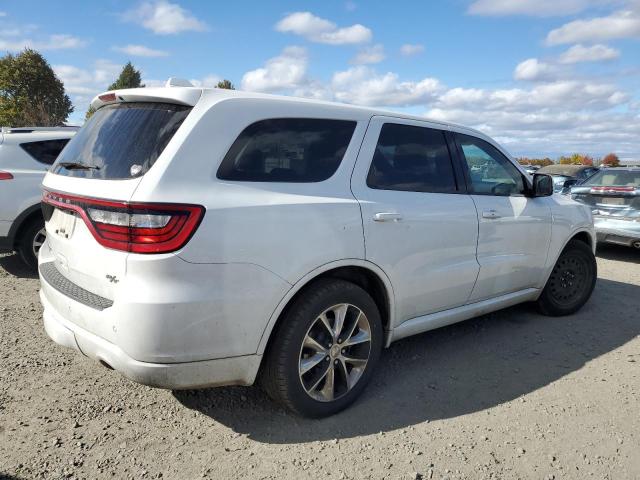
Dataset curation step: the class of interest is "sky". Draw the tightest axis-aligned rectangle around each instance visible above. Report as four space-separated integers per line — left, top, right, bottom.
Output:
1 0 639 160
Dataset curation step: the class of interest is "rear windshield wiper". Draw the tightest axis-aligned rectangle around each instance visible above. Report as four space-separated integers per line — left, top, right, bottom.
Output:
57 162 101 171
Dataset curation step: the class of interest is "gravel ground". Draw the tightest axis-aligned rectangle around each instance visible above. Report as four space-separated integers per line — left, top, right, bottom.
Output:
1 245 639 480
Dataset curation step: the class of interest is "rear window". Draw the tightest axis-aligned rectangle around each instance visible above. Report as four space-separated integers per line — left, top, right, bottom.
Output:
20 139 70 165
53 103 191 179
217 118 356 182
583 170 640 187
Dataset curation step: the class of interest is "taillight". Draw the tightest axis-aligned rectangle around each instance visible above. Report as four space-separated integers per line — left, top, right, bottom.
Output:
590 186 635 194
42 190 204 254
0 171 13 180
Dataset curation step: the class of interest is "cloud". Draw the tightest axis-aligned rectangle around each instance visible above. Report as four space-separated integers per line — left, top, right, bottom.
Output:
331 66 442 106
0 12 6 17
468 0 607 17
513 58 558 81
124 0 208 35
546 9 640 45
558 43 620 63
0 33 86 51
351 44 385 64
241 46 309 92
275 11 372 45
113 44 169 57
400 43 425 56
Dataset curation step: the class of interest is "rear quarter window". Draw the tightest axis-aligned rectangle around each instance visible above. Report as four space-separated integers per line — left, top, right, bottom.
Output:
20 139 70 165
217 118 357 182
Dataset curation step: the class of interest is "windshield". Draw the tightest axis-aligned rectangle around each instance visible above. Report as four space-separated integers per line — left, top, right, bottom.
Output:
53 102 191 179
583 170 640 187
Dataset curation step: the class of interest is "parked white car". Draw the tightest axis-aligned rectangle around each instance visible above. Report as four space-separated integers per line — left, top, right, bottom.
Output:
39 85 596 417
0 127 77 268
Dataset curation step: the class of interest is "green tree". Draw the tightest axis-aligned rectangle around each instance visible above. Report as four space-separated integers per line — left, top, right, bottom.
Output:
108 62 144 91
86 62 144 120
0 49 73 126
216 79 235 89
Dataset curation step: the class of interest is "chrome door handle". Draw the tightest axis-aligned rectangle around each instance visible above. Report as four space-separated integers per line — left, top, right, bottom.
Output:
373 212 403 222
482 209 501 219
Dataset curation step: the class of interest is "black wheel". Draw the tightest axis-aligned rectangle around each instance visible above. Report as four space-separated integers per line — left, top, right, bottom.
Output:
261 279 383 418
537 239 596 316
17 218 46 271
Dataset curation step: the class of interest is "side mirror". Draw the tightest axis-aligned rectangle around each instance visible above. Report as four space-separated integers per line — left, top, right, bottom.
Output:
563 179 578 188
532 173 553 197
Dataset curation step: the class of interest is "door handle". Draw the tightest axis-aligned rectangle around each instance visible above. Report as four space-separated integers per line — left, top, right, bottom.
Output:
373 212 403 222
482 209 501 219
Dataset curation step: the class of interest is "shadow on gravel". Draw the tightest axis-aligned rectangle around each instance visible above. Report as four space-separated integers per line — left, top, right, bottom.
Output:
0 253 38 279
174 277 640 444
596 243 640 264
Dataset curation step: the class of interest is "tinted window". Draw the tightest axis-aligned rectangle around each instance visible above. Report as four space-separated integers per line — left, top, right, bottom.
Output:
217 118 356 182
53 103 191 179
20 139 69 165
583 170 640 187
366 123 457 193
457 134 525 196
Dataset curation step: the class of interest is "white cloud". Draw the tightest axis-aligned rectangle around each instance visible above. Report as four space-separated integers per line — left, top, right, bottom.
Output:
513 58 558 81
558 43 620 63
352 44 385 64
113 44 169 57
0 12 6 17
468 0 607 16
241 46 309 92
546 9 640 45
400 43 425 56
331 66 442 106
275 11 372 45
0 33 85 51
124 0 208 35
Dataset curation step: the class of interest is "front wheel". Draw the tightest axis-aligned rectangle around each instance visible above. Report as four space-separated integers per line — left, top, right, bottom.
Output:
537 239 597 316
261 279 383 418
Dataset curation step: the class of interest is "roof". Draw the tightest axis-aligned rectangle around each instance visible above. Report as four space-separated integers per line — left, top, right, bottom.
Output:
537 164 596 176
89 85 486 139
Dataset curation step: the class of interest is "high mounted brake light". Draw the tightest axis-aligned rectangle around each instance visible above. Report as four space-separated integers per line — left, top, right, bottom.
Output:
98 92 117 102
42 191 205 254
590 186 635 194
0 171 13 180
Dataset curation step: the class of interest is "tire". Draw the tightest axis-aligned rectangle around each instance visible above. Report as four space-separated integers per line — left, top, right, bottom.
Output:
17 218 46 271
261 279 383 418
537 239 597 316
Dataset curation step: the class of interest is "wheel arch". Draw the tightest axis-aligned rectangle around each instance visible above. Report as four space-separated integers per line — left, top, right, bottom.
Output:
7 203 43 249
256 259 396 356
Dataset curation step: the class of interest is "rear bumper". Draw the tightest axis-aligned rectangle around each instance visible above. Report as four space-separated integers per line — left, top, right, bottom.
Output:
41 290 261 389
594 217 640 246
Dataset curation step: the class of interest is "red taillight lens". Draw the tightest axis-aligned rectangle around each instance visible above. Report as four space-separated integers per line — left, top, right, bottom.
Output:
42 191 204 254
0 171 13 180
590 186 635 193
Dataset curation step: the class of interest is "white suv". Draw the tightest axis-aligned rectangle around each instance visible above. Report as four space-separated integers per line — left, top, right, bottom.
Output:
39 86 596 417
0 127 77 268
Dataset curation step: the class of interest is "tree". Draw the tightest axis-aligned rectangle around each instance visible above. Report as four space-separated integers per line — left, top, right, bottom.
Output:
108 62 144 91
559 153 593 166
86 62 144 120
0 49 73 126
216 79 235 90
601 153 620 167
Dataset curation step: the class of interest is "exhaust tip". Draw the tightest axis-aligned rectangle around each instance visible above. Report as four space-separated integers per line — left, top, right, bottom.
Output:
632 241 640 249
98 359 114 370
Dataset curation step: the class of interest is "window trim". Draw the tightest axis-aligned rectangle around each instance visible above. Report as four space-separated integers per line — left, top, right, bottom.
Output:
364 121 463 195
453 132 530 198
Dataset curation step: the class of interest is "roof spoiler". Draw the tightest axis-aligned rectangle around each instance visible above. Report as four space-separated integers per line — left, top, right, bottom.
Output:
90 78 202 111
1 126 80 133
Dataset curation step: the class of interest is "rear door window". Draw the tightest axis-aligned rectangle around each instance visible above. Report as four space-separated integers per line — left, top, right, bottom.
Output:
20 139 70 165
217 118 356 182
366 123 458 193
52 103 191 179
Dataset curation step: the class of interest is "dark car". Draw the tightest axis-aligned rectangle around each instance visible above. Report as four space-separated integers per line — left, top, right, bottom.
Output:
571 167 640 249
537 164 600 194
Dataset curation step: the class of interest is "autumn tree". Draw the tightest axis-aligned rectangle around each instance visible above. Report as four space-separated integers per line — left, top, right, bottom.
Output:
216 79 235 90
601 153 620 167
559 154 593 166
0 49 73 126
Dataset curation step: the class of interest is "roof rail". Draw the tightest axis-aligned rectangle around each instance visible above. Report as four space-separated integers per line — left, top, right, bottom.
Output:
1 126 80 134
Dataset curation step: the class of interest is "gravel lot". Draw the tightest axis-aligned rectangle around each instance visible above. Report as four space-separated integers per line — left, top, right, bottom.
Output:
1 246 639 480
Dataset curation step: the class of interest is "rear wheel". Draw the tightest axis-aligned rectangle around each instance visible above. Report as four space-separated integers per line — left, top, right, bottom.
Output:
17 218 46 271
261 279 383 418
537 239 596 316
